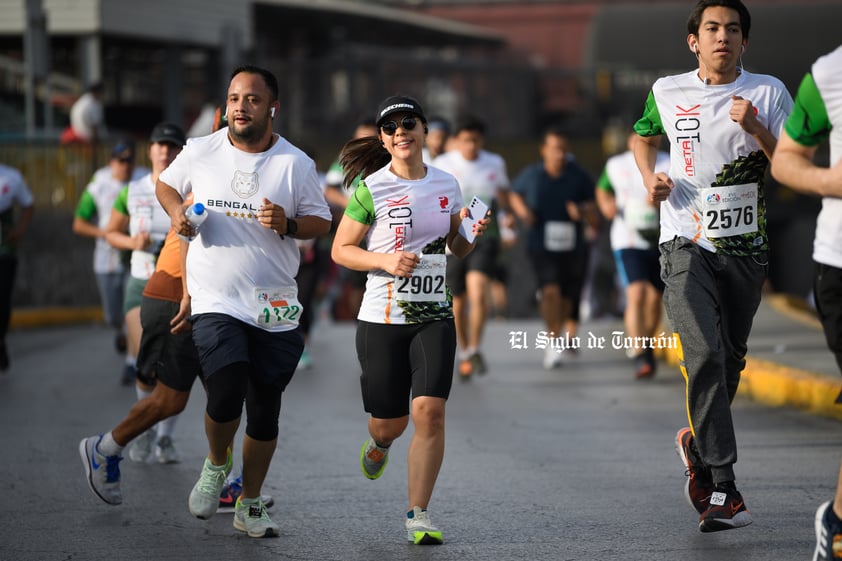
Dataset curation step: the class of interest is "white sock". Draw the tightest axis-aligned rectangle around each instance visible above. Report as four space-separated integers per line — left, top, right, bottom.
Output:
98 431 124 456
157 415 178 439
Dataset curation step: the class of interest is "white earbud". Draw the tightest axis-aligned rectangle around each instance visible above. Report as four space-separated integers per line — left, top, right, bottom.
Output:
694 44 699 55
270 107 276 118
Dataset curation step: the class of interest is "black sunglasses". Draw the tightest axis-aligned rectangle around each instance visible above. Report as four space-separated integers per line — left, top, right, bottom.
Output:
380 116 418 136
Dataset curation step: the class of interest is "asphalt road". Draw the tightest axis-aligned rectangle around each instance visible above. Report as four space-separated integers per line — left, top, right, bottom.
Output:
0 315 837 561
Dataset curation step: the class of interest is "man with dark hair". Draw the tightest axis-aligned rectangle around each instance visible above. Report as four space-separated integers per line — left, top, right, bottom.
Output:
432 115 512 379
510 128 597 369
156 65 331 537
633 0 793 532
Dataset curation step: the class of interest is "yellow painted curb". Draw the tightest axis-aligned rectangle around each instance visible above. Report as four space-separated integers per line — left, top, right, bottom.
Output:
10 307 103 329
740 357 842 421
656 328 842 422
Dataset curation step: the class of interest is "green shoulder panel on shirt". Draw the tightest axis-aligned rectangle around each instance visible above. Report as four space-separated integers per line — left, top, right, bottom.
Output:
74 190 97 220
595 167 614 193
633 91 664 137
344 181 375 225
784 72 831 147
113 186 129 215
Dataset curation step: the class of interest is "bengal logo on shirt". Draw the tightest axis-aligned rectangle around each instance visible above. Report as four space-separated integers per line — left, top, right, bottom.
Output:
231 170 258 198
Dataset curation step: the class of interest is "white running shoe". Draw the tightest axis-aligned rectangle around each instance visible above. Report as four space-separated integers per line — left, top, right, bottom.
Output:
155 436 179 464
543 346 562 370
128 429 155 463
233 498 279 538
79 435 123 505
188 456 231 519
406 506 443 545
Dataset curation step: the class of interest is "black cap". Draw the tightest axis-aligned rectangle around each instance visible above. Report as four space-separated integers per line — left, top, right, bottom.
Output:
375 95 426 126
149 122 186 146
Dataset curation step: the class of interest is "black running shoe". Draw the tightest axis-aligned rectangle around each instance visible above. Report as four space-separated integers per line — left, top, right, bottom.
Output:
814 500 842 560
698 482 752 532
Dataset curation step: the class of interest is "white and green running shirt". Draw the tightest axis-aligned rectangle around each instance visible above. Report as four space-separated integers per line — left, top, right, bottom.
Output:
784 45 842 268
345 163 464 325
634 69 793 255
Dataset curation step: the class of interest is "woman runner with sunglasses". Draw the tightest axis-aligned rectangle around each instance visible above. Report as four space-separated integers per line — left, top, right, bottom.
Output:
331 95 488 544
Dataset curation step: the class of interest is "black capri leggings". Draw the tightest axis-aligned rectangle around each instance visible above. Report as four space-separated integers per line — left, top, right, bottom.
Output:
204 361 282 442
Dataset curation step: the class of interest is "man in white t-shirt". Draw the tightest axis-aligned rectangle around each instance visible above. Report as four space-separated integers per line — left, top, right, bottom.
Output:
770 44 842 560
156 65 331 538
633 0 793 533
66 82 106 144
596 133 670 379
432 116 512 378
73 141 149 366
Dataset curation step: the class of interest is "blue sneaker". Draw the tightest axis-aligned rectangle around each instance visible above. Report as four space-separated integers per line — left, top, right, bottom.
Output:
79 435 123 505
218 474 275 514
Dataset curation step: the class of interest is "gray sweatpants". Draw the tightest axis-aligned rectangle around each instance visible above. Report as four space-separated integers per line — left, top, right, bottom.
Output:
659 237 767 485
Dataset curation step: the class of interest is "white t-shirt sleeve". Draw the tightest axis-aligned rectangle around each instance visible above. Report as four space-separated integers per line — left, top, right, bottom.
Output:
291 159 332 221
158 142 193 198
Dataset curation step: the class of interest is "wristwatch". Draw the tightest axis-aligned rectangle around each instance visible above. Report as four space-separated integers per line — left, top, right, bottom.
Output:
285 218 298 238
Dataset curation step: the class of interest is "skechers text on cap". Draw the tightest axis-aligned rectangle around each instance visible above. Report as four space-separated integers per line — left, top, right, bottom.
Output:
375 95 426 126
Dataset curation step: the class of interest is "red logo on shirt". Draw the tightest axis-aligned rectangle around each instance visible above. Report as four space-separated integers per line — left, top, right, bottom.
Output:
438 196 448 209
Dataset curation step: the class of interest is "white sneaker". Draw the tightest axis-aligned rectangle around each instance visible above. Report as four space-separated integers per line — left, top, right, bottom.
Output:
79 435 123 505
188 456 231 519
128 429 155 463
406 506 443 544
543 346 562 370
233 498 279 538
155 436 179 464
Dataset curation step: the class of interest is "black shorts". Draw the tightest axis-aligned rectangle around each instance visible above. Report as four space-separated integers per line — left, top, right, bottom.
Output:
356 319 456 419
814 261 842 401
192 313 304 391
615 248 665 292
446 236 500 295
528 250 586 300
137 296 202 392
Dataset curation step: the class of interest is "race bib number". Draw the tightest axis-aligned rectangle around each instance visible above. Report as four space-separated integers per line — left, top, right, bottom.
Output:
702 183 758 239
395 254 447 302
624 198 659 232
544 221 576 252
255 287 302 327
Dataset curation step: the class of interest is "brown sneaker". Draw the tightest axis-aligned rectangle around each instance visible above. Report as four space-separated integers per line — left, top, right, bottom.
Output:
674 428 714 513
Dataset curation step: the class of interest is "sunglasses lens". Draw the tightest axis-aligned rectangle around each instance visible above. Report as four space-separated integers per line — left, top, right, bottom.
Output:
401 117 417 130
381 117 418 136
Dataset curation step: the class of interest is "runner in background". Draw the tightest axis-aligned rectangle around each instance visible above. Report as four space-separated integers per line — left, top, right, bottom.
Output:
432 115 512 379
595 133 669 379
769 44 842 560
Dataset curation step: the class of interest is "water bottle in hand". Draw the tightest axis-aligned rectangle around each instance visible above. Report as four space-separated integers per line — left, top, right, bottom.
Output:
177 203 208 242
